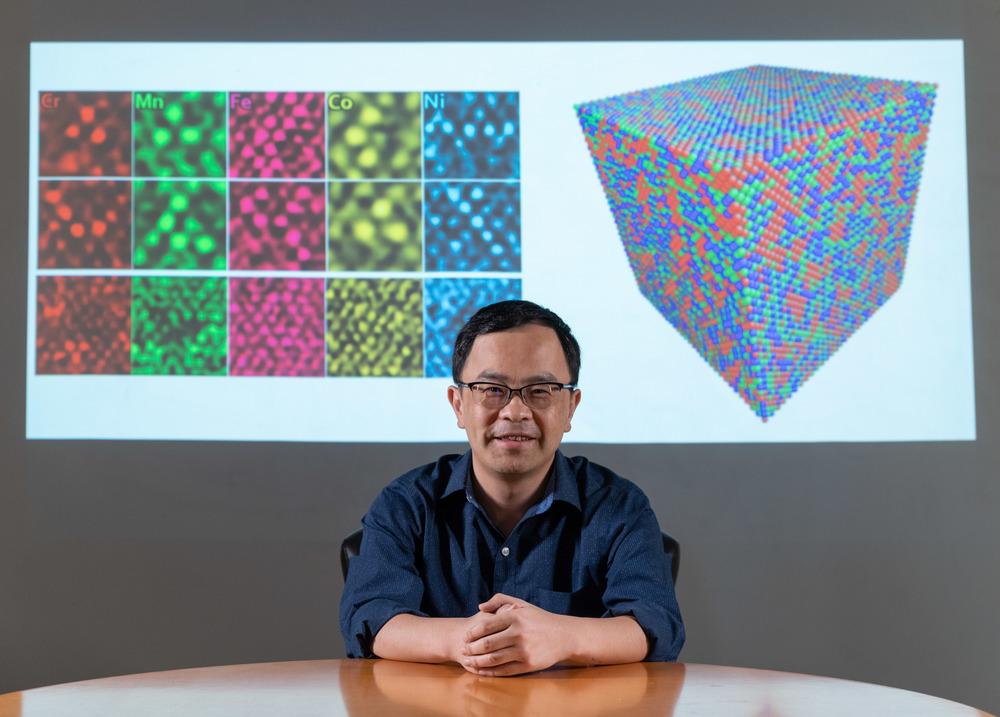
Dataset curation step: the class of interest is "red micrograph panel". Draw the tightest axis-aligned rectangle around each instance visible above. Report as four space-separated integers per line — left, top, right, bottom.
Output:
230 181 326 270
39 92 132 177
229 92 325 178
38 180 131 268
36 276 131 375
229 277 325 376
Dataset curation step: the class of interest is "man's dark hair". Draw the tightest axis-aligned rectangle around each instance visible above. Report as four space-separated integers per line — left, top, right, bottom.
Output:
452 300 581 385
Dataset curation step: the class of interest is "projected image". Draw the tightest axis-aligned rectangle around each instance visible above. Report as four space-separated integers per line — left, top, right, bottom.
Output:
230 181 327 271
131 277 227 375
230 277 325 376
424 91 520 178
229 91 325 179
325 278 424 377
34 88 523 379
577 65 936 421
38 91 131 177
134 91 226 178
38 180 131 268
133 180 226 269
27 43 973 442
424 182 521 271
36 275 131 374
328 181 422 271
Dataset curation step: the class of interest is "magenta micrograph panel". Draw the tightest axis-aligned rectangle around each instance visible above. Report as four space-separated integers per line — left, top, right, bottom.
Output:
230 181 326 270
229 92 325 178
229 277 325 376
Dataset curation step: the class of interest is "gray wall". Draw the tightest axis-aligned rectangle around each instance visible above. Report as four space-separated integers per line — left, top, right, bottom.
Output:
2 0 998 713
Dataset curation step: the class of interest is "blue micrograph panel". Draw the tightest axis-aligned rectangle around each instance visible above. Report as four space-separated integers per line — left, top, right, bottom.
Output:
423 92 520 179
425 182 521 271
424 278 522 378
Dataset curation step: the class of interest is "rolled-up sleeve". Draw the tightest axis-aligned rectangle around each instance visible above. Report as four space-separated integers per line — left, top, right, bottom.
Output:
601 501 685 661
338 486 428 658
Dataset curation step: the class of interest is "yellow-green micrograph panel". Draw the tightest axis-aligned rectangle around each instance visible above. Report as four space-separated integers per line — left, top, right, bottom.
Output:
327 93 421 179
329 182 422 271
326 278 423 377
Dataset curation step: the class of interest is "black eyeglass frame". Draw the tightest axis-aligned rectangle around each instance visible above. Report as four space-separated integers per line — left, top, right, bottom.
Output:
454 381 579 410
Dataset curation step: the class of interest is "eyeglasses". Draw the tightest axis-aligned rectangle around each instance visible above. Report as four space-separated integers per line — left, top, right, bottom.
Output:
455 381 577 410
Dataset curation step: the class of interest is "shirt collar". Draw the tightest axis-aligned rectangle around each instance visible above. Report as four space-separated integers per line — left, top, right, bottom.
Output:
440 450 582 513
441 451 472 499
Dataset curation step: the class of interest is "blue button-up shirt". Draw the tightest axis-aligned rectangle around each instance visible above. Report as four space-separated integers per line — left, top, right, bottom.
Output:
339 450 684 661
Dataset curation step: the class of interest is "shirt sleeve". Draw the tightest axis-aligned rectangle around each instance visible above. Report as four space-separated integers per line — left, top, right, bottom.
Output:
601 500 685 661
338 484 429 658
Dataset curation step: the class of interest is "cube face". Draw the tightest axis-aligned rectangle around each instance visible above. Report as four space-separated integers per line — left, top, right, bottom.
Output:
577 66 935 420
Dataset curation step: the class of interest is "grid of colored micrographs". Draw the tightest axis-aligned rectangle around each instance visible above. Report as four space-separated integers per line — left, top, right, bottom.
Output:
35 90 521 377
576 66 935 420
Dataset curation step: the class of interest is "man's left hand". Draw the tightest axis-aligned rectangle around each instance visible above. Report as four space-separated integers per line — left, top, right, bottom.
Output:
460 593 574 676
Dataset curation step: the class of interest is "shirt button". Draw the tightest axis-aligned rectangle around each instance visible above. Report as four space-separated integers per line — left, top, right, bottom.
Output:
501 546 510 557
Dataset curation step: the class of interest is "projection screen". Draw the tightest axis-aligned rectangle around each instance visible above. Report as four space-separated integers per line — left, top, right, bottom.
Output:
26 41 974 443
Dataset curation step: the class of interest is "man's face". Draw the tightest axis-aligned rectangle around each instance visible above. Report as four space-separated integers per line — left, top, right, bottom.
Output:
447 323 581 484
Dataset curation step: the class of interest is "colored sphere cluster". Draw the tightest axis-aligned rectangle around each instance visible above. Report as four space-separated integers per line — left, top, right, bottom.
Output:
577 65 936 420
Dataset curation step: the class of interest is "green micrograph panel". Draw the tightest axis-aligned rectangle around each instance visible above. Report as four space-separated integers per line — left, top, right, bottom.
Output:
329 182 422 271
327 92 421 179
134 92 226 177
326 278 423 377
134 180 226 269
132 277 227 375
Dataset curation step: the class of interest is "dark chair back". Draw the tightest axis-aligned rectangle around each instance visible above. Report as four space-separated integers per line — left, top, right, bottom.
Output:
661 533 680 587
340 528 363 580
341 528 681 586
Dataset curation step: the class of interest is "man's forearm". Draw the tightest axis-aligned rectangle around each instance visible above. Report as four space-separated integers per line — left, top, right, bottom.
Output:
562 615 649 666
372 614 466 663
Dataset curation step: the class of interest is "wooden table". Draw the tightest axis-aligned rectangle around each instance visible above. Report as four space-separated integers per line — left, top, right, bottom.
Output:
0 660 993 717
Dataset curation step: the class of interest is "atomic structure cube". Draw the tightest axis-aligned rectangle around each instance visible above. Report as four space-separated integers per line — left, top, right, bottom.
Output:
576 65 936 420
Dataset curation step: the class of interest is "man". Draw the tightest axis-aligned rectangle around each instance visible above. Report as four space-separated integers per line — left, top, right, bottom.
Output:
340 300 683 675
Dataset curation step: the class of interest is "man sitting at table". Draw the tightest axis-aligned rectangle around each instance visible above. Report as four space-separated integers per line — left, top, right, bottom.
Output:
339 300 684 676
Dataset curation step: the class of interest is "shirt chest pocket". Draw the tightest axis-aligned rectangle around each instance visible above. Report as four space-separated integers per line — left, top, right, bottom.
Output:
531 584 605 617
